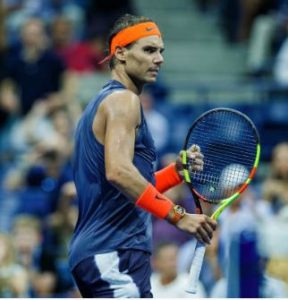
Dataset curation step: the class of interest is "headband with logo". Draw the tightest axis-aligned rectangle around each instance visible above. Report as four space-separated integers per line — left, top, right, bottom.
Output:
99 22 161 64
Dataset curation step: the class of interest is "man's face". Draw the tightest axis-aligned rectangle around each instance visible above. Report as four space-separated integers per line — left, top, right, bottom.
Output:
13 226 41 253
154 244 178 278
123 35 164 83
21 21 45 48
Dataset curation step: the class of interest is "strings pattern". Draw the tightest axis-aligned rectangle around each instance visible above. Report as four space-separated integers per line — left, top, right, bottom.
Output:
185 109 258 203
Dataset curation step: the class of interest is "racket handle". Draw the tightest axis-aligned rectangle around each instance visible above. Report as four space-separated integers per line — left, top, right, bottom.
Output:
185 242 206 294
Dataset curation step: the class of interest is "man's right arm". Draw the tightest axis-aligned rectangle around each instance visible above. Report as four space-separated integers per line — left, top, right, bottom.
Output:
93 90 216 244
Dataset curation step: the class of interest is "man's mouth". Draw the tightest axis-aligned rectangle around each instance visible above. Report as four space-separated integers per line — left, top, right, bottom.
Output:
148 68 159 74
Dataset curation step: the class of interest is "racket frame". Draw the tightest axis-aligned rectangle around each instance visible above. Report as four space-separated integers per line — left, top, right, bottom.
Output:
182 108 261 294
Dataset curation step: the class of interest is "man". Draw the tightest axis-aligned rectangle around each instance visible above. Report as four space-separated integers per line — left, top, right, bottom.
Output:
151 242 206 298
5 18 66 116
69 14 217 298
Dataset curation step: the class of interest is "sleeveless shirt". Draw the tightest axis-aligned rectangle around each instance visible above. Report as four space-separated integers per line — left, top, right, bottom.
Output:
69 80 157 270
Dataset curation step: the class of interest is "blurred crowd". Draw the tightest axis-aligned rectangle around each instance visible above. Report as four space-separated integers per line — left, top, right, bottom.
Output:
197 0 288 82
0 0 287 298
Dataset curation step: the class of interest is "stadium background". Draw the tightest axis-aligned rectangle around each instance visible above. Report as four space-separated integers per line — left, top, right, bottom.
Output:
0 0 287 297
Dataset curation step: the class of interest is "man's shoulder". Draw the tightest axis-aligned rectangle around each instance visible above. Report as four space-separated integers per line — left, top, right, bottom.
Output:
106 88 139 102
102 89 140 112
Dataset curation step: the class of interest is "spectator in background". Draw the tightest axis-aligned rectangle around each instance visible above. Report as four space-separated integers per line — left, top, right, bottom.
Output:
247 1 288 78
8 101 59 155
11 214 58 297
262 142 288 213
141 90 169 154
7 102 76 215
265 206 288 291
0 166 24 233
246 10 276 77
40 0 85 39
219 0 277 44
16 164 52 218
48 105 78 151
274 31 288 85
260 140 288 298
3 0 84 44
207 162 283 297
210 262 288 297
151 242 206 298
5 18 66 116
0 233 29 297
48 182 77 257
47 181 78 294
0 0 19 173
213 164 272 275
8 98 77 158
33 141 74 213
50 16 105 73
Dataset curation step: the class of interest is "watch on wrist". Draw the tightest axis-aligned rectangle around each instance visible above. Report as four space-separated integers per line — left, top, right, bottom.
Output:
170 205 186 224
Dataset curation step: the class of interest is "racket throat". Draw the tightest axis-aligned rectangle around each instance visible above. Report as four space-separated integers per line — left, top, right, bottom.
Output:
188 184 204 214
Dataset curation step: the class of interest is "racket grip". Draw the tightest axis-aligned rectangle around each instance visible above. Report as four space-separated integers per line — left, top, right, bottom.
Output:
185 242 206 294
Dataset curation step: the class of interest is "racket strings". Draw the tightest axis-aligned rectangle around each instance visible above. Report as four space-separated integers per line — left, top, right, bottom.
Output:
186 111 257 203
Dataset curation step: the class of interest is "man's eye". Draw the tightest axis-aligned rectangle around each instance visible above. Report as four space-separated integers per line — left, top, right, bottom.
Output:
144 48 155 53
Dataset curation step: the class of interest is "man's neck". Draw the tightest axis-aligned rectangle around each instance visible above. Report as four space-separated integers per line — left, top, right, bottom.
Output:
111 68 143 95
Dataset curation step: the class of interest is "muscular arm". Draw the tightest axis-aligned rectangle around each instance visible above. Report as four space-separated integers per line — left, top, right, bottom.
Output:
92 90 217 243
94 90 149 202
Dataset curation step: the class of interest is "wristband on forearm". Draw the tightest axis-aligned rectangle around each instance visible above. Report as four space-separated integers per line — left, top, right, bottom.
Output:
135 183 186 224
155 163 183 193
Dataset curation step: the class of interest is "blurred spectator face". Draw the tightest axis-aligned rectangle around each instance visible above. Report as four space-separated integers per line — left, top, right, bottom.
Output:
51 109 71 138
32 272 56 297
13 218 41 254
14 227 41 253
21 19 46 49
154 243 178 279
34 133 70 176
42 148 63 178
272 143 288 180
51 17 73 47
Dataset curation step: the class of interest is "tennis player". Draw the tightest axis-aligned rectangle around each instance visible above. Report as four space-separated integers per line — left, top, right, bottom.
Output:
69 14 217 298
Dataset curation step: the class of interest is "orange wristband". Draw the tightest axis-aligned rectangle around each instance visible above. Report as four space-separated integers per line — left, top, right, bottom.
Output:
155 163 183 193
136 183 173 219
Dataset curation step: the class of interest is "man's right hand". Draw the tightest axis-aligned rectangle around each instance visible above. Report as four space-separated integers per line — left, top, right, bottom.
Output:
175 213 217 244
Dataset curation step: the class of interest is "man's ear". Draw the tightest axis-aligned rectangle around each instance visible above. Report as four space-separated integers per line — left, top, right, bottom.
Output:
114 46 127 63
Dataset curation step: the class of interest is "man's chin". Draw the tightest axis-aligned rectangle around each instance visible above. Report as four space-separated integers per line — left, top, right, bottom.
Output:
145 76 157 83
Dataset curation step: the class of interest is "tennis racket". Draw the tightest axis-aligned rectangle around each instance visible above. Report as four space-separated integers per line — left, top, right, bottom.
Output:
181 108 260 294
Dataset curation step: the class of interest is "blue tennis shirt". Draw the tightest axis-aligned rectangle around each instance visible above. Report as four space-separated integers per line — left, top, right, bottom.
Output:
69 80 156 270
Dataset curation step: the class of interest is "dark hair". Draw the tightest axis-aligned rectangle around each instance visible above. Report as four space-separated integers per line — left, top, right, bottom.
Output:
107 14 153 69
